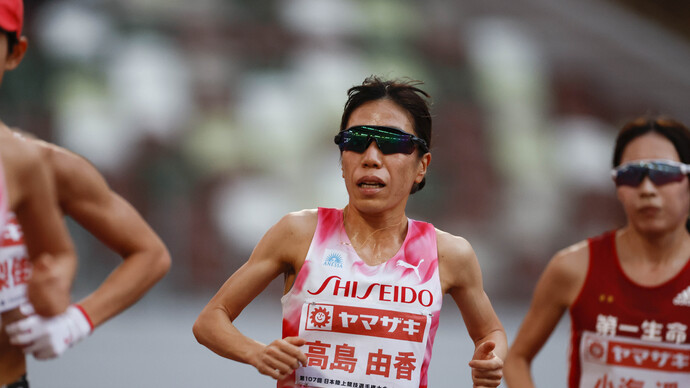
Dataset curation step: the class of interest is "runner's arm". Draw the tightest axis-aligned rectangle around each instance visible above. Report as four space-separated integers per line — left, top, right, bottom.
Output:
504 243 588 388
2 142 76 317
193 210 315 381
438 231 507 388
51 148 171 328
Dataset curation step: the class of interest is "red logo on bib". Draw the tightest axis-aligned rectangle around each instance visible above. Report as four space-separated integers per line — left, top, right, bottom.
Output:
310 306 332 328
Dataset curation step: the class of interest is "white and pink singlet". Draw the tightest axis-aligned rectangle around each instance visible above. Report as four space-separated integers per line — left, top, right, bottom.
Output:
280 208 443 388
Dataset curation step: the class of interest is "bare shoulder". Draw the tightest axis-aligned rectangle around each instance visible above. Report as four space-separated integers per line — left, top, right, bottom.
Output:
0 130 83 180
25 138 111 204
284 208 319 228
436 228 475 265
29 139 98 181
547 239 589 283
0 130 43 167
0 132 48 203
274 209 318 239
539 239 590 306
259 209 318 267
435 228 480 293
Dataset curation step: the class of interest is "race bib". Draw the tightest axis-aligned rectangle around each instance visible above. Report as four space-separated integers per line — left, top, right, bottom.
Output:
295 302 431 388
579 331 690 388
0 214 30 313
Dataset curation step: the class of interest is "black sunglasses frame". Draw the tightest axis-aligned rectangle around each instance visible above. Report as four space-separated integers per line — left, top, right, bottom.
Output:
334 125 429 155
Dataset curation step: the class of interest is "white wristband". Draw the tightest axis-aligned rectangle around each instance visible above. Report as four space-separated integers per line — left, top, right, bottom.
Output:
67 304 93 338
6 303 94 359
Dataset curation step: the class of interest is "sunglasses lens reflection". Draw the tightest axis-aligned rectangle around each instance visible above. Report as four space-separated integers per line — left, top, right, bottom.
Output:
615 166 645 186
336 127 418 155
614 162 686 186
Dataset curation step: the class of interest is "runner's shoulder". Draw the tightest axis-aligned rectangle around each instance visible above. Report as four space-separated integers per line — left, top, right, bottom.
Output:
20 136 111 204
260 209 317 266
6 129 95 179
435 228 475 264
549 239 589 276
0 129 45 173
32 139 94 178
274 209 318 241
541 239 589 299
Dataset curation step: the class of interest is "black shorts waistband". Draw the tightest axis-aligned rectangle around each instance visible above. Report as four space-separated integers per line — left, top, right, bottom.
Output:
3 374 28 388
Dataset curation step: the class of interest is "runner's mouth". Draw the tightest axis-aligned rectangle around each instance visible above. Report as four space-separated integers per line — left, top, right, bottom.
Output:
358 182 385 188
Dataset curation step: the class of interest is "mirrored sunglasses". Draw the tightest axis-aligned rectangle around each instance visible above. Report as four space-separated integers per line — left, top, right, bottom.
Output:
334 125 429 155
611 159 690 187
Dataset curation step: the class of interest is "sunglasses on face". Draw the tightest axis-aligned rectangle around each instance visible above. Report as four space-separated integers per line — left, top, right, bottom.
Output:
611 159 690 187
334 125 429 155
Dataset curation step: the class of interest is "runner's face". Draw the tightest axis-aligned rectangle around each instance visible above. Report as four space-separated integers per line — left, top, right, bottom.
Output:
616 132 690 235
340 99 429 215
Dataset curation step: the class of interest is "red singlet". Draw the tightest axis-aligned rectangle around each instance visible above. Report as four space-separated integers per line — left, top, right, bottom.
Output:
568 231 690 387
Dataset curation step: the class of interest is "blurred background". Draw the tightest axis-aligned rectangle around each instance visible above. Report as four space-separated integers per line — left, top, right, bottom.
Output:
3 0 690 386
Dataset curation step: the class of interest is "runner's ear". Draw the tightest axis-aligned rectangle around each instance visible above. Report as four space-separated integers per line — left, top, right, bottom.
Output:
4 37 28 71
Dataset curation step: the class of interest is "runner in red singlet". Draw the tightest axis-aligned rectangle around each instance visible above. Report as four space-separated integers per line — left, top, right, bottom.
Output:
194 76 507 388
505 117 690 387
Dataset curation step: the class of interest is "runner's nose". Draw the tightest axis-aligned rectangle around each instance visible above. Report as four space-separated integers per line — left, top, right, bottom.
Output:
361 141 383 168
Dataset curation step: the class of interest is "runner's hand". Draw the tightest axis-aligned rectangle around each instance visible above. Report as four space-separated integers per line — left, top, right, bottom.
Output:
5 304 92 359
468 340 504 388
250 336 307 381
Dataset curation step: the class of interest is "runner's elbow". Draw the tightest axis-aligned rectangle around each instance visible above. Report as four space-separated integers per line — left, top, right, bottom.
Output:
143 244 172 282
153 246 172 279
192 305 224 346
192 314 210 345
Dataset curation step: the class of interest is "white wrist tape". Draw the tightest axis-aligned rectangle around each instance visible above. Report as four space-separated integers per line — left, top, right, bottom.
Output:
5 303 93 359
66 304 93 338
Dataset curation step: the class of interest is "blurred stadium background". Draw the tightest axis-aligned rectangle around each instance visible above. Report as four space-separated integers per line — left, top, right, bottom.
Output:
2 0 689 386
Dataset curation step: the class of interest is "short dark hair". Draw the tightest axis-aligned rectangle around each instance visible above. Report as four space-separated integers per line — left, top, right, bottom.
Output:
612 116 690 167
339 76 432 194
0 27 18 56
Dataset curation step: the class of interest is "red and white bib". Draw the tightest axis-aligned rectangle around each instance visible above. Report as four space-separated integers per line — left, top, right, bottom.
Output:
0 159 7 233
281 208 442 388
0 212 30 313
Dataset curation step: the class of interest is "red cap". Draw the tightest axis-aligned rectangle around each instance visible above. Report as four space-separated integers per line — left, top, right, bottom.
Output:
0 0 23 37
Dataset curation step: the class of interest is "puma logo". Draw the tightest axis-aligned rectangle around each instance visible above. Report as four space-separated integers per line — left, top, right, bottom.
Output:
396 259 424 281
